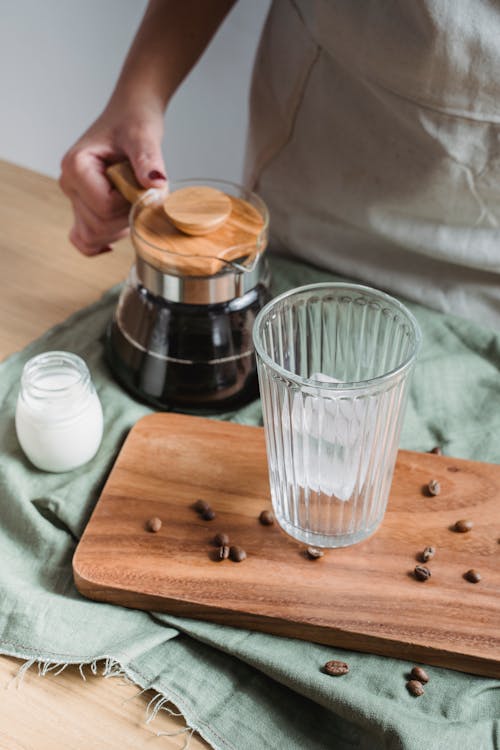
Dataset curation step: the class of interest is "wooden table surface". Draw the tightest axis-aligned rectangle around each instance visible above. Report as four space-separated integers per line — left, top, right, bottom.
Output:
0 160 209 749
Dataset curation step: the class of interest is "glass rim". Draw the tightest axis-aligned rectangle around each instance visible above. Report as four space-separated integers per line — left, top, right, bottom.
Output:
252 282 422 391
21 350 90 397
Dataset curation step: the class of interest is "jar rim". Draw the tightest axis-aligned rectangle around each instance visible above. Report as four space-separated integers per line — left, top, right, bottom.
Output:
21 351 91 401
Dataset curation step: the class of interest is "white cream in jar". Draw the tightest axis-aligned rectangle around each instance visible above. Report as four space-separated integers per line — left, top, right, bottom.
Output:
15 351 103 472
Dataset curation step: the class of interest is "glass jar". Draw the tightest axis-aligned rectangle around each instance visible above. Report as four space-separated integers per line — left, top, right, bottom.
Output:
15 351 103 472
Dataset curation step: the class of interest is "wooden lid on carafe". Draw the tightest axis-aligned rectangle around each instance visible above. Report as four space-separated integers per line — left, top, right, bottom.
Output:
107 162 267 277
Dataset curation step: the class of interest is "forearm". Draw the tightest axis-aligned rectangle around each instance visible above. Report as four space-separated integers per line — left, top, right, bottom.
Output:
61 0 236 254
109 0 236 112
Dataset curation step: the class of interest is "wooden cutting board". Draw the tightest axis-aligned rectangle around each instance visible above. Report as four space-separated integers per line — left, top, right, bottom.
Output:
73 414 500 678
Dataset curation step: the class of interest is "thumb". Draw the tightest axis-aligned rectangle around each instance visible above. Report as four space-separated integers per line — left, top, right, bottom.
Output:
124 126 167 190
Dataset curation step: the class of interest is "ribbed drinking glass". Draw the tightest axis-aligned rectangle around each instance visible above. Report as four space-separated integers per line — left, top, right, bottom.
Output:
253 283 421 548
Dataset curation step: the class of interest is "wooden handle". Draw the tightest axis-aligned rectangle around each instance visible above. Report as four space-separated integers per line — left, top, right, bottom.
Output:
106 161 146 204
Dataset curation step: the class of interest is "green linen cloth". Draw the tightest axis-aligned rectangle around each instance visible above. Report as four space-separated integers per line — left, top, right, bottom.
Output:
0 255 499 750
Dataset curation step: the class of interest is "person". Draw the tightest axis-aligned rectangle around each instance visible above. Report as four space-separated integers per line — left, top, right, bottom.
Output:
59 0 235 257
60 0 500 326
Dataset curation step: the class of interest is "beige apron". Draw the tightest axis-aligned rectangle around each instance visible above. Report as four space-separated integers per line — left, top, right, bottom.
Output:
245 0 500 326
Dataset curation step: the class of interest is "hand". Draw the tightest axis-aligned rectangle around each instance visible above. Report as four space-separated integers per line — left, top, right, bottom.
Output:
59 0 235 257
59 101 167 256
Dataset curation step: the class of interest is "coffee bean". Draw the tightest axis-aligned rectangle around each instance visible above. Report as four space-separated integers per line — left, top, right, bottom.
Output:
201 508 215 521
414 565 431 582
259 510 274 526
427 479 441 496
194 499 210 514
428 446 442 455
306 547 324 560
410 666 429 684
464 569 481 583
421 546 436 562
214 532 229 546
229 545 246 562
406 679 425 696
146 517 162 533
217 545 230 561
453 519 473 533
323 660 349 676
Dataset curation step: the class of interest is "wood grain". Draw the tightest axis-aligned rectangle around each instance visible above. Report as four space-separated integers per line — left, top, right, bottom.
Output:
133 193 266 276
106 160 147 205
106 159 267 276
0 656 197 750
74 413 500 679
0 160 209 749
163 185 232 235
0 159 134 359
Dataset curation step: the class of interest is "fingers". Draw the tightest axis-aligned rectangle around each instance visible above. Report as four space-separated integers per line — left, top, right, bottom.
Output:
69 216 129 256
121 123 168 190
68 194 130 256
61 144 131 255
74 192 129 239
60 148 129 219
69 223 110 257
60 109 167 256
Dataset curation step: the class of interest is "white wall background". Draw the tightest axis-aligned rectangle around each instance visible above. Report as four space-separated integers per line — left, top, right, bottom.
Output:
0 0 271 182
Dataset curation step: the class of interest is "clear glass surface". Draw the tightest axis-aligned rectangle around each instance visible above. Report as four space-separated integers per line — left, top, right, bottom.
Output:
253 283 421 548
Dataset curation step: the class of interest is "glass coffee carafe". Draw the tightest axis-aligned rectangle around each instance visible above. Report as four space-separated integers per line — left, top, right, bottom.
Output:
105 170 270 412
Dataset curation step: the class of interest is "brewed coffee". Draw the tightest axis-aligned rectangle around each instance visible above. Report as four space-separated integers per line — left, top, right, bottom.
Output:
106 276 269 411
